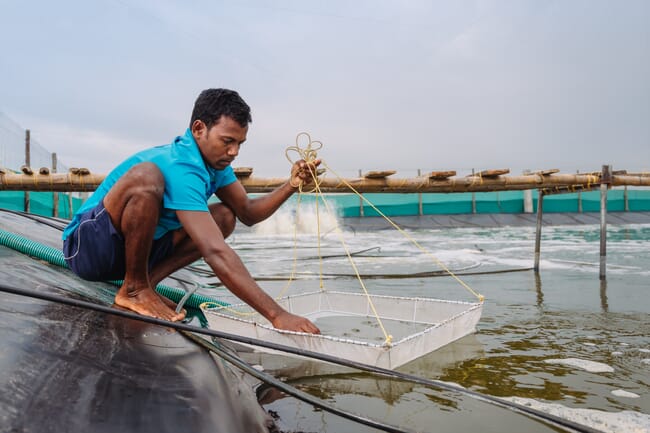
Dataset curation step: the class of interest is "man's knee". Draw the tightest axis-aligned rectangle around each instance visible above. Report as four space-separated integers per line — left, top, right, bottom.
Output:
126 162 165 198
209 203 237 238
106 162 164 206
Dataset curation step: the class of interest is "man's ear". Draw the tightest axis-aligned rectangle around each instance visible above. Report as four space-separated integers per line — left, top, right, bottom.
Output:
191 119 206 138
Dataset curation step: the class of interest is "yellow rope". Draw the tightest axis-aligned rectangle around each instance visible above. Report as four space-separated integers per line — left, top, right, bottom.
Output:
285 132 323 193
321 160 484 302
309 174 394 346
287 133 394 345
208 132 483 345
286 131 326 289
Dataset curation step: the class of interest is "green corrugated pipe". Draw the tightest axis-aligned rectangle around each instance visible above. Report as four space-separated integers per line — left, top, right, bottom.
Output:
0 228 228 308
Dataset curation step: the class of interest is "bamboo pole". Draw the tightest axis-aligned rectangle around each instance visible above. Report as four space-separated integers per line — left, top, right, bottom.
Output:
0 171 103 192
2 170 650 193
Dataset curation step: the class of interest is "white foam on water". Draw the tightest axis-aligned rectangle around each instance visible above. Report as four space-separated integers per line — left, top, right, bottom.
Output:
544 358 614 373
641 359 650 365
254 205 341 236
501 397 650 433
639 348 650 354
611 389 640 398
611 351 623 356
583 342 597 347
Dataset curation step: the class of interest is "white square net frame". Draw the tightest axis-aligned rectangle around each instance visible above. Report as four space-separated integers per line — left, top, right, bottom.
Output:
202 290 483 370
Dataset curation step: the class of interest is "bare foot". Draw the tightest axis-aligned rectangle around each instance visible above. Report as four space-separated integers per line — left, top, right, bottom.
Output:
115 285 186 322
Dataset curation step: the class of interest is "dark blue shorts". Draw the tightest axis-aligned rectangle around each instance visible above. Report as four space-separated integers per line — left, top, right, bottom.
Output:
63 200 174 281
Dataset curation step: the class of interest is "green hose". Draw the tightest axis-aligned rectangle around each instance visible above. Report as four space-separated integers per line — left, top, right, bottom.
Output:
0 228 228 309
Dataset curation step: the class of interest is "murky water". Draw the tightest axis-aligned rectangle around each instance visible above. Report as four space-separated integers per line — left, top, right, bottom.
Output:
313 315 431 344
194 214 650 432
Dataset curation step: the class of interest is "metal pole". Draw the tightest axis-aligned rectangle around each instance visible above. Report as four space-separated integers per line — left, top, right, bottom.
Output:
417 169 423 216
523 170 533 213
534 189 544 272
599 165 611 280
576 170 582 213
624 185 629 212
358 169 364 217
471 168 476 214
52 153 59 217
67 189 74 219
24 129 30 213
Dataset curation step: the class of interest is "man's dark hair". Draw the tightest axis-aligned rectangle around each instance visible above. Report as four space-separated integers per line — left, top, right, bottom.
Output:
190 88 252 129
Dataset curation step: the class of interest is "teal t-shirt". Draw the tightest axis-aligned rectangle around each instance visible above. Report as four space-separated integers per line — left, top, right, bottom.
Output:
62 128 237 240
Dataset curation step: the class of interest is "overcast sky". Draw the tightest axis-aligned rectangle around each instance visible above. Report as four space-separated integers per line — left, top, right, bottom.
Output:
1 0 648 177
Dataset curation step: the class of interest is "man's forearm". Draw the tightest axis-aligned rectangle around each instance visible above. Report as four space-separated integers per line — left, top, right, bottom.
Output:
204 244 286 321
241 180 297 225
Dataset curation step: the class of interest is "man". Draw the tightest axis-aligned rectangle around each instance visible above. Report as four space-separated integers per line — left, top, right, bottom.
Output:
62 88 320 334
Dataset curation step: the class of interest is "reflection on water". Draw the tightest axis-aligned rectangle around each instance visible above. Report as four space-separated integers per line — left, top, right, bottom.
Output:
215 223 650 432
600 279 609 313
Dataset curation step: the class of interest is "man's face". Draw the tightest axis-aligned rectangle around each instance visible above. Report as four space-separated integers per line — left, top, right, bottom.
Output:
192 115 248 170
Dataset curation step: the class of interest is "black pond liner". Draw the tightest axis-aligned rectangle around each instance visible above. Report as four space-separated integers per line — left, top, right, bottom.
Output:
0 210 271 433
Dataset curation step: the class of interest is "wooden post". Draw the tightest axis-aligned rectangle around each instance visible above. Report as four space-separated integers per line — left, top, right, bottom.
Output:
471 168 477 214
534 189 544 272
599 165 611 280
52 153 59 217
417 169 423 216
24 129 30 213
358 169 364 217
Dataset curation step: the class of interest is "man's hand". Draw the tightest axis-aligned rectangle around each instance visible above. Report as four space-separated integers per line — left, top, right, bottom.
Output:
272 311 321 334
290 159 321 189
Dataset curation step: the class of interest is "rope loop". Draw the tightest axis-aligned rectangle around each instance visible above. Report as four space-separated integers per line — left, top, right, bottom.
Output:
286 132 324 193
285 132 323 165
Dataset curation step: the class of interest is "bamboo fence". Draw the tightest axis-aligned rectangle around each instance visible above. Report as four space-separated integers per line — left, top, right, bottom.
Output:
1 167 649 193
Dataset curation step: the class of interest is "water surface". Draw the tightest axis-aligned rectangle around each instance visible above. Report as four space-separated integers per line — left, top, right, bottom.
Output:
198 216 650 432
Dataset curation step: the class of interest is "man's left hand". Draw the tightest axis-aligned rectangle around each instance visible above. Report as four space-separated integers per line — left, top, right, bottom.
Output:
272 311 321 334
290 159 321 189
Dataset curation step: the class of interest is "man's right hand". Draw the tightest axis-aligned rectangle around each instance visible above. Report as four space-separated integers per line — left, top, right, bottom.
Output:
272 311 320 334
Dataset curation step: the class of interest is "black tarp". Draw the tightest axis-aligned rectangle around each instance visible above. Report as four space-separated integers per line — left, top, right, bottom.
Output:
0 210 270 433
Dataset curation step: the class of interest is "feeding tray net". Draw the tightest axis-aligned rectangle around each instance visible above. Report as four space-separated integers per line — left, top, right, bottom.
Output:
201 134 485 370
202 290 482 370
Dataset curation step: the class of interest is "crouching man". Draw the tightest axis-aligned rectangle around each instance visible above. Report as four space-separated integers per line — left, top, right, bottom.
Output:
63 88 320 333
